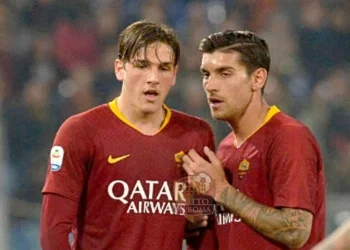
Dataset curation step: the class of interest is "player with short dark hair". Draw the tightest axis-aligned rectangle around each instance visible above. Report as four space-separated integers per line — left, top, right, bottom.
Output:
184 30 325 250
40 21 215 250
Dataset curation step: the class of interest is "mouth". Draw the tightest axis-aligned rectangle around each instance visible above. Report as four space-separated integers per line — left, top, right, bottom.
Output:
208 97 223 108
144 89 159 101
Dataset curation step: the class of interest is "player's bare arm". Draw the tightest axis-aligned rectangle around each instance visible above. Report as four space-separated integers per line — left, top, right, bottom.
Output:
312 220 350 250
182 146 313 249
217 185 313 249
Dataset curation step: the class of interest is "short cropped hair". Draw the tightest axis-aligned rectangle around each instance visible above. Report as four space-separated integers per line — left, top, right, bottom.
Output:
118 20 180 66
199 30 270 76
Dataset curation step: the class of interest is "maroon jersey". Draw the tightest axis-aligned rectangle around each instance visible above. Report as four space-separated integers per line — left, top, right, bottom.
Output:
215 106 325 250
42 99 215 250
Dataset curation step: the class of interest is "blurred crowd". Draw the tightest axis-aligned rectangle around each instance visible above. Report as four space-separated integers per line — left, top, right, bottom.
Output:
0 0 349 249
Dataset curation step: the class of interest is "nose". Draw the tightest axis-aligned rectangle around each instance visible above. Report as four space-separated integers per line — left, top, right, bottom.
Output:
203 76 217 92
147 66 160 85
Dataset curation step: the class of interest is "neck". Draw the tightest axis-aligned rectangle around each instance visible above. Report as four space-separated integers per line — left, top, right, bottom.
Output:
117 96 165 134
228 98 270 146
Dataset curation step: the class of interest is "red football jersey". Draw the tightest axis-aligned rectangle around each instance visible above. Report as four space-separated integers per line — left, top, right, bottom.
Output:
215 106 325 250
42 99 215 250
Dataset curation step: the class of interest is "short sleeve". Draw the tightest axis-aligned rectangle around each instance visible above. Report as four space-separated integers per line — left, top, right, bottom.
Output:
42 116 94 201
268 125 321 214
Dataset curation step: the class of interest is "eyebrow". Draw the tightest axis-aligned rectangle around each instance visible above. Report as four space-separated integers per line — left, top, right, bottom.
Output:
159 62 174 67
132 59 149 64
133 59 174 67
200 66 236 73
200 67 207 74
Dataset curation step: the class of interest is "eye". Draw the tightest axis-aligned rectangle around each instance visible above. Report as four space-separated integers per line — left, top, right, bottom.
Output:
159 65 172 71
220 72 231 78
133 61 148 69
136 63 147 69
202 72 209 80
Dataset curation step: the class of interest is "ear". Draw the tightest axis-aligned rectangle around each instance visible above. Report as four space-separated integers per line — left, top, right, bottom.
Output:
115 59 125 81
251 68 267 92
171 65 179 87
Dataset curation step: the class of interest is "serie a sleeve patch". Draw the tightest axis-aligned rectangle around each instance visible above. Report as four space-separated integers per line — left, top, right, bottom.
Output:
50 146 64 171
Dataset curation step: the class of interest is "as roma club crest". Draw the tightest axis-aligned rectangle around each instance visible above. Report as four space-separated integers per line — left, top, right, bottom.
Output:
238 159 250 179
174 151 185 168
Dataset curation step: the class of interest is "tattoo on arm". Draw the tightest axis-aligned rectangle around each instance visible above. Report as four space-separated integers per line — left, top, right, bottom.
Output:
217 186 313 249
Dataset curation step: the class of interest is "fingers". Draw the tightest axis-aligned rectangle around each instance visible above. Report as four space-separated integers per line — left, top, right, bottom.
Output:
187 215 208 228
183 149 205 164
185 214 209 239
182 149 206 175
187 149 204 163
182 148 217 175
182 154 194 175
184 217 209 238
186 218 208 230
182 161 194 175
195 217 208 228
182 154 193 165
204 146 220 165
182 152 196 175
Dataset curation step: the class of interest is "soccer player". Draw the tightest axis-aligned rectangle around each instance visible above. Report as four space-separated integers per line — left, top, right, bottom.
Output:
40 21 216 250
312 220 350 250
183 30 326 249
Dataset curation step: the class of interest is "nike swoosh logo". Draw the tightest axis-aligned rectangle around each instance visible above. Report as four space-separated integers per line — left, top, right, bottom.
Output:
108 154 130 164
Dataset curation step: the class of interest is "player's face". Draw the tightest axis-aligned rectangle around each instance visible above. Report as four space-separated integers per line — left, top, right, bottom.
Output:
200 51 254 121
115 42 177 114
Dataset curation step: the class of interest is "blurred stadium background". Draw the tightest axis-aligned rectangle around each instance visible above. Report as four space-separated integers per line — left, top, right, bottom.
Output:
0 0 349 249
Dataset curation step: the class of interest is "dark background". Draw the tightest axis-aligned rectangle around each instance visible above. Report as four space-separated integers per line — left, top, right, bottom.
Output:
0 0 349 249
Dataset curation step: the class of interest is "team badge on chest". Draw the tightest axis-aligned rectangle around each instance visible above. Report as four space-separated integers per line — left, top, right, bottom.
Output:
174 151 185 168
238 159 250 179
